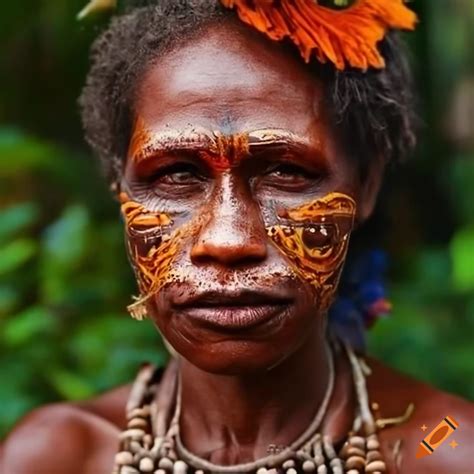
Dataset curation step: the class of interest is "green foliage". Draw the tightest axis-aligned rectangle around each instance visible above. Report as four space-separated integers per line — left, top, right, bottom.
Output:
0 129 167 437
0 0 473 439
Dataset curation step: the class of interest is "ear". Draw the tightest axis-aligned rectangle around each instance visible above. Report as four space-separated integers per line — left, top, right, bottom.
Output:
357 155 386 224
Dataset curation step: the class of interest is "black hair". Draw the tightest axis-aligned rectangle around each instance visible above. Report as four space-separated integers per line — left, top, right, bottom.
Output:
79 0 417 185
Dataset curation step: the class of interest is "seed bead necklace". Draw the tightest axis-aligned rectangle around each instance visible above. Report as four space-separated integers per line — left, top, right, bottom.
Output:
113 341 391 474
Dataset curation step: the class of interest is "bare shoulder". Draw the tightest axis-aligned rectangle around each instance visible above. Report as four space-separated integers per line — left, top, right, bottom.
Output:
1 385 131 474
367 357 474 474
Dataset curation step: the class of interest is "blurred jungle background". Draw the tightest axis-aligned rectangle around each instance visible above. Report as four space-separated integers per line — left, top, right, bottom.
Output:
0 0 473 437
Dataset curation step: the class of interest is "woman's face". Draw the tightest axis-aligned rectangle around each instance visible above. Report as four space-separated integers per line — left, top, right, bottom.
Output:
120 22 377 374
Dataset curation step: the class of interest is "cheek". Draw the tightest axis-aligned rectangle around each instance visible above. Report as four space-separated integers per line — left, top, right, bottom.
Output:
266 192 356 311
120 194 192 318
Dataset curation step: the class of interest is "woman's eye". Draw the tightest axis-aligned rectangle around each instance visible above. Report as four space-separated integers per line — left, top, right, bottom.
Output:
264 164 319 189
150 163 203 186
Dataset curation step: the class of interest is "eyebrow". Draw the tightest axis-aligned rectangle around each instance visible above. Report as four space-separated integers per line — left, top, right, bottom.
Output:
129 127 327 167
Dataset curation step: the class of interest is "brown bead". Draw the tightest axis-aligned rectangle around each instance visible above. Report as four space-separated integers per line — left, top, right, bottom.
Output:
120 429 146 441
144 434 153 448
346 447 365 458
345 455 366 470
367 450 383 462
115 451 134 466
128 418 148 430
366 435 380 451
365 460 387 472
127 406 150 420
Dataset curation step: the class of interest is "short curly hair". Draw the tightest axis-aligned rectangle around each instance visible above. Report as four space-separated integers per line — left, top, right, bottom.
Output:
79 0 417 186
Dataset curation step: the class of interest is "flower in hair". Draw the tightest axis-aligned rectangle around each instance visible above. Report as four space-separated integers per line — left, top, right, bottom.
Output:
220 0 417 70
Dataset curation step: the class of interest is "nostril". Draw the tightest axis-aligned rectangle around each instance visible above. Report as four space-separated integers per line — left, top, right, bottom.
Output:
191 238 267 266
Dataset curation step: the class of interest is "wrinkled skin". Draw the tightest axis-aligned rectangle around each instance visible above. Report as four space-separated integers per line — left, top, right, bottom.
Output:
121 22 368 377
2 20 473 474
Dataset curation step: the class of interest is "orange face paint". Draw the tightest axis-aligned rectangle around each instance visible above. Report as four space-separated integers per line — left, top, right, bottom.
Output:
266 192 356 311
120 192 184 319
128 118 250 172
125 119 352 316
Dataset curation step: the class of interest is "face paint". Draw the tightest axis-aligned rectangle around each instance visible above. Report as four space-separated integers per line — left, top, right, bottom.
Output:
119 192 187 319
266 192 356 312
199 132 249 171
128 117 249 172
125 118 354 317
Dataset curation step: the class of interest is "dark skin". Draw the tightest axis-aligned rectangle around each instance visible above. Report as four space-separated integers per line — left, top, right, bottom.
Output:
2 22 473 474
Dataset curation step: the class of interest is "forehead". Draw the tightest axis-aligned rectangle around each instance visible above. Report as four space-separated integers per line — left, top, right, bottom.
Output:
133 22 325 135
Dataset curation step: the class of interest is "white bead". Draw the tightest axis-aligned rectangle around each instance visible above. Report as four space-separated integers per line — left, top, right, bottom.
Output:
365 460 387 473
158 458 174 470
120 467 139 474
139 457 154 472
173 460 188 474
302 460 316 472
348 436 365 449
115 451 133 465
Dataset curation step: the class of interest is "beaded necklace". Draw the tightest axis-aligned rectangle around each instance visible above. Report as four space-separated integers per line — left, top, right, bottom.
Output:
112 341 390 474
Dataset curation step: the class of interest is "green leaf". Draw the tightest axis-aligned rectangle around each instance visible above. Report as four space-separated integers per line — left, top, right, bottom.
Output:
42 205 89 268
48 370 95 400
0 129 56 175
3 306 55 347
0 285 19 316
0 239 37 275
451 226 474 292
0 202 39 244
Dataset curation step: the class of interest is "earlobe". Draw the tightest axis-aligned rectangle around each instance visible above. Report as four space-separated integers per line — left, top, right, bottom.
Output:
357 155 386 224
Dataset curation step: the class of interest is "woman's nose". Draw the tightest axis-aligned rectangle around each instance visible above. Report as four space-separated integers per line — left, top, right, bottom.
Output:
191 174 268 266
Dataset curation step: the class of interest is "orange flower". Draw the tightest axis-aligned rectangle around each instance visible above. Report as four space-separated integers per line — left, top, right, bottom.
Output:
220 0 417 70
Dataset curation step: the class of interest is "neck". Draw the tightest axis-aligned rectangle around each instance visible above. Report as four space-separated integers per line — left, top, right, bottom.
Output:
178 327 331 465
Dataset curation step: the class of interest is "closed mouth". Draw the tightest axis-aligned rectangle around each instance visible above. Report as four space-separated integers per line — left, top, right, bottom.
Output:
173 290 293 331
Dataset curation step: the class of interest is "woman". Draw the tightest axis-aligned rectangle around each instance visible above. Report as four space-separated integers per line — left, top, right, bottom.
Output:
2 1 473 473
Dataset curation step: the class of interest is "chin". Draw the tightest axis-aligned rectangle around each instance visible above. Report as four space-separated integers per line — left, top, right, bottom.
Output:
174 337 298 375
149 288 323 375
160 315 316 376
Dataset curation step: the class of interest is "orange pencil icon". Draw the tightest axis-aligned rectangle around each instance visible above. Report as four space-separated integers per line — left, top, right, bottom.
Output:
416 416 459 459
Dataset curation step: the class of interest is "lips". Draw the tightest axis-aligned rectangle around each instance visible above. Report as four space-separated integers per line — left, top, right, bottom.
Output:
173 290 293 331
